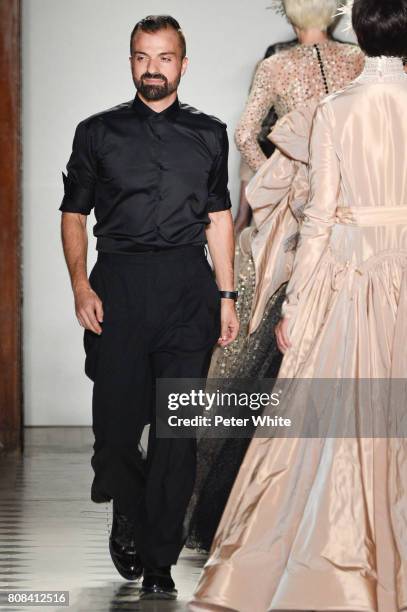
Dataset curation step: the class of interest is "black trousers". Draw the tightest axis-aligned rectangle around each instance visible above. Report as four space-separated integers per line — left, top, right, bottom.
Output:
83 246 220 567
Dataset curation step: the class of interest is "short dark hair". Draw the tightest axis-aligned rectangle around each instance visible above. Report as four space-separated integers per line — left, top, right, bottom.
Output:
130 15 186 58
352 0 407 57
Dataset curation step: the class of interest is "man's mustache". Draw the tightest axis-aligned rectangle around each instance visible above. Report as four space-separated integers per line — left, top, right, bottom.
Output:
141 72 168 83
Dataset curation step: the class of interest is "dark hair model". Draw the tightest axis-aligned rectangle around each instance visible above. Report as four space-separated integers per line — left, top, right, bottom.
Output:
352 0 407 57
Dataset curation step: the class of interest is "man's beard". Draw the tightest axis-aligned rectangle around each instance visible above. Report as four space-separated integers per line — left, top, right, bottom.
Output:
134 71 180 101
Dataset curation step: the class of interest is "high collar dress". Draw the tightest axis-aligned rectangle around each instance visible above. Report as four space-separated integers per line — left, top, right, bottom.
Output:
191 56 407 612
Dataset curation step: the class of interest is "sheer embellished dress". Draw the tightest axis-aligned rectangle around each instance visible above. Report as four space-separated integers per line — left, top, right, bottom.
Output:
218 39 364 381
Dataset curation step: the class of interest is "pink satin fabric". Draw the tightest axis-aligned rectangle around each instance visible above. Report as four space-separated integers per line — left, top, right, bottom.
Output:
335 206 407 226
245 100 318 334
191 71 407 611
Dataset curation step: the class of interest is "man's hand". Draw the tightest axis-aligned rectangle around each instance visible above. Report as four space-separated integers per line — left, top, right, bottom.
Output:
218 300 239 348
275 317 291 354
74 284 104 335
61 212 104 333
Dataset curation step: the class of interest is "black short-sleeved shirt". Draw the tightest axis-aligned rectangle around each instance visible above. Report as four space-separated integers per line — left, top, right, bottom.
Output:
59 94 232 253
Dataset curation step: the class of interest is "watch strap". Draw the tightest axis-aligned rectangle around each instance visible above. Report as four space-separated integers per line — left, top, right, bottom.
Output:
219 290 238 301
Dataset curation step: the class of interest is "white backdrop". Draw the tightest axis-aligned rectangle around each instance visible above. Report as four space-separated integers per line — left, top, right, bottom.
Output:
22 0 350 425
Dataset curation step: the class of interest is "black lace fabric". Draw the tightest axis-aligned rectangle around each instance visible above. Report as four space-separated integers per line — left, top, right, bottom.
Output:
185 247 286 552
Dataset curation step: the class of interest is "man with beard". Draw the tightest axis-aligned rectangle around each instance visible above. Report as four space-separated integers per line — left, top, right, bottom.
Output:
59 15 238 600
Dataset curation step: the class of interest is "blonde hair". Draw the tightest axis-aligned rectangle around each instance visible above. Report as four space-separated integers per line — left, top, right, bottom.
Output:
283 0 340 30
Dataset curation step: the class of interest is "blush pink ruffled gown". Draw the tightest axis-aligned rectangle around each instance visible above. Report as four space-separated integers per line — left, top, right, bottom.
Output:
191 56 407 612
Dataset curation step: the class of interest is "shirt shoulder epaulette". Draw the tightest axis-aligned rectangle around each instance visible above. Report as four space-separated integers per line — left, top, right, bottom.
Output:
179 103 227 130
79 101 134 127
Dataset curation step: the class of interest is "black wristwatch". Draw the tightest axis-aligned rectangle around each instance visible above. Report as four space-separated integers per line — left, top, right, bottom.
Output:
219 290 239 301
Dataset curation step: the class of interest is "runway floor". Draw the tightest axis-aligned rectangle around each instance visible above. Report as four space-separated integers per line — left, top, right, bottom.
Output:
0 427 207 611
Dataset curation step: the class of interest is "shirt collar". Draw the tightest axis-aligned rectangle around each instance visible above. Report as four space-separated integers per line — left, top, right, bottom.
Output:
132 93 180 120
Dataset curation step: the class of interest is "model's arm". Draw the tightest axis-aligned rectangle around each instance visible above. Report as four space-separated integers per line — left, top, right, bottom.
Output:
206 209 239 347
276 102 340 352
234 159 254 234
205 126 239 347
235 58 276 173
61 212 103 335
234 181 252 235
59 120 101 334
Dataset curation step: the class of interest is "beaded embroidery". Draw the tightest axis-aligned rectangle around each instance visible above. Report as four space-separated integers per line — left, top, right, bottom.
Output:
235 41 365 172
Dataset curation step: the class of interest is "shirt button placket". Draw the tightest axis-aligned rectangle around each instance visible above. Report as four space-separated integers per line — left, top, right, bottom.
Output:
152 117 165 234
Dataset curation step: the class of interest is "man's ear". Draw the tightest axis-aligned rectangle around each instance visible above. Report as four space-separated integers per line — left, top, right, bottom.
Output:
181 56 189 77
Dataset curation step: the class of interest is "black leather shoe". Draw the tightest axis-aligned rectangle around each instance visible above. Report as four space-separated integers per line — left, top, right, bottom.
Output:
139 566 178 600
109 501 143 581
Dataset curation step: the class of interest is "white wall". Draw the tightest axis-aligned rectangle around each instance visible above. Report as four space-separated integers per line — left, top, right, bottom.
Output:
22 0 351 425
